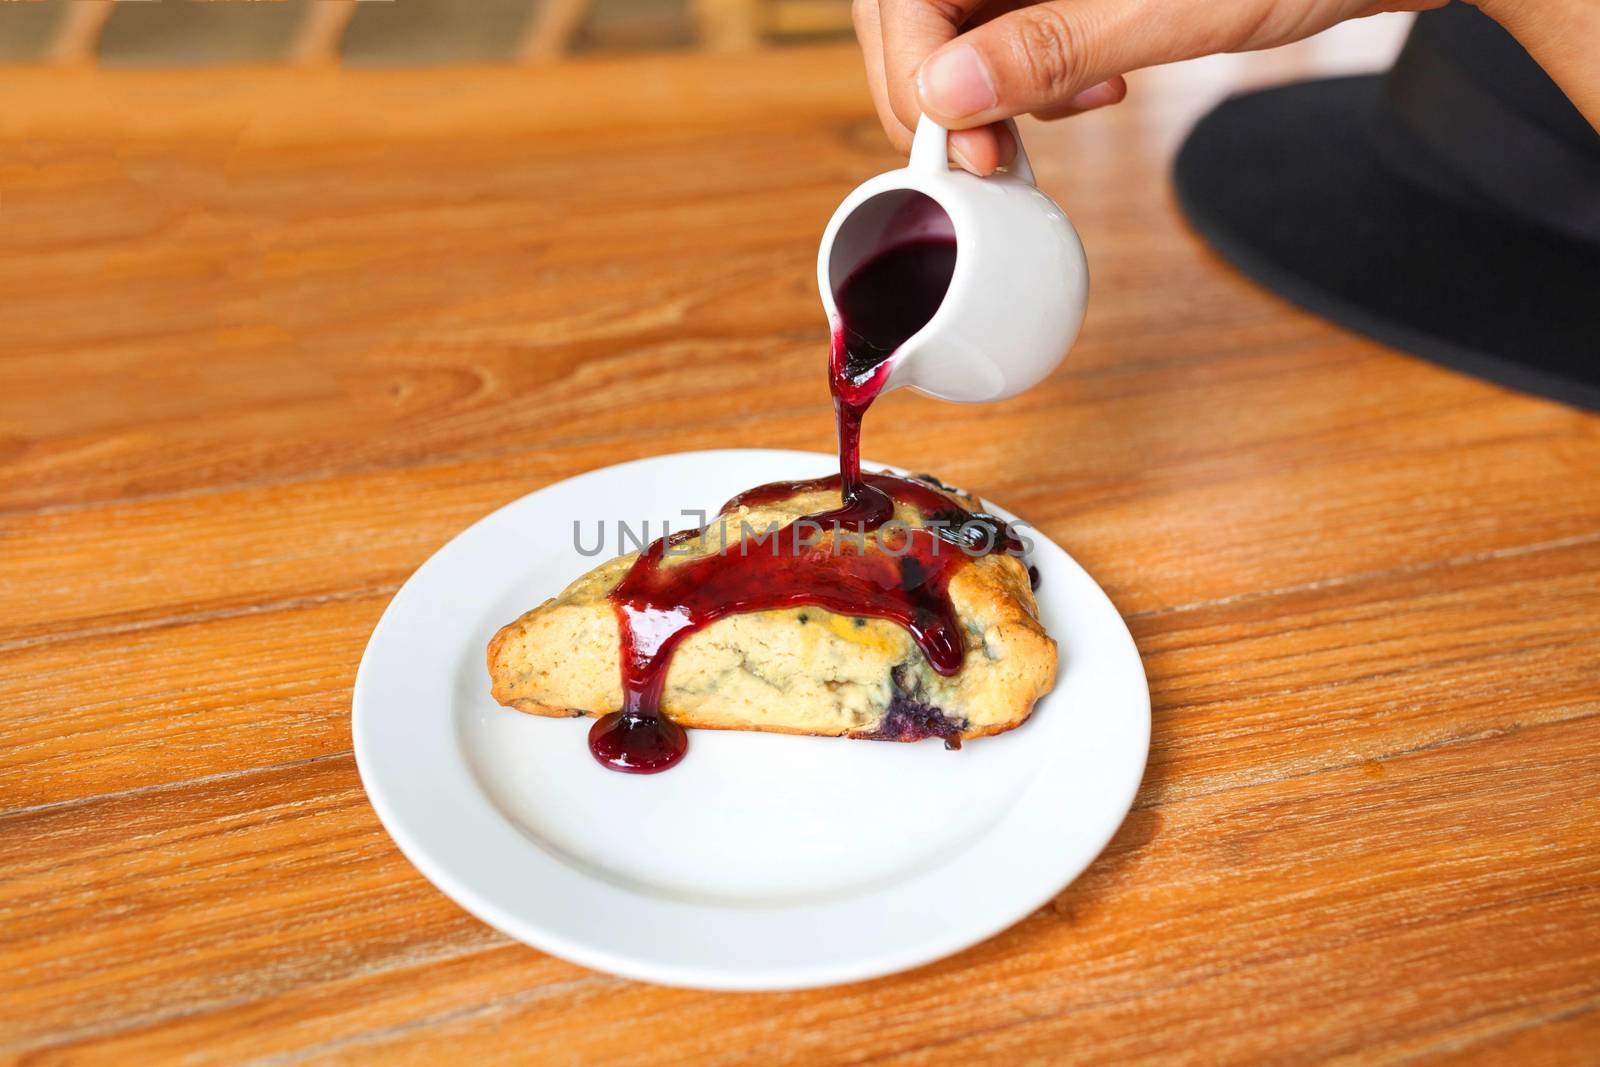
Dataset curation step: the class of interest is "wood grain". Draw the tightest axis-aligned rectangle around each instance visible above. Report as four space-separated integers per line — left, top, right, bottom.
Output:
3 30 1598 1066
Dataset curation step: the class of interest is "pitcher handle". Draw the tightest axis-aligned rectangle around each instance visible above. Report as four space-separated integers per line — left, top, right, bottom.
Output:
909 115 1036 186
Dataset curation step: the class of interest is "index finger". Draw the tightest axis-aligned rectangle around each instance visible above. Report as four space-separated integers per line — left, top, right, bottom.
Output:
853 0 915 153
877 0 985 134
879 0 1022 172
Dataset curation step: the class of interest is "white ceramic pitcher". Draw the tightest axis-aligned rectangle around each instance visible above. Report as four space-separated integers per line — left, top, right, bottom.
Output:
817 116 1089 403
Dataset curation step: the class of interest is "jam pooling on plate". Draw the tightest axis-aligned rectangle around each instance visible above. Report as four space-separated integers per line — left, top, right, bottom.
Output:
589 235 1026 773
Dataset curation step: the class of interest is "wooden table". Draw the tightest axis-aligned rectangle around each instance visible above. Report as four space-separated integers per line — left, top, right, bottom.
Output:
4 33 1598 1065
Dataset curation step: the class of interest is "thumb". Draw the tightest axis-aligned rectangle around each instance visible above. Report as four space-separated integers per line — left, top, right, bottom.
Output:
915 0 1230 127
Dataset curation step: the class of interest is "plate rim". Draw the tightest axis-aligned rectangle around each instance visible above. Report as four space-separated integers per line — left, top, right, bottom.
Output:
352 447 1150 990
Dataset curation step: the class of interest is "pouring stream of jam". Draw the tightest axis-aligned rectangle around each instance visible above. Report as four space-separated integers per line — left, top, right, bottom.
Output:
590 235 1021 773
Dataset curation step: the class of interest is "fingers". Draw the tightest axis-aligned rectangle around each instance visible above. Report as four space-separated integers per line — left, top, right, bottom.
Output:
948 122 1016 175
852 0 913 153
877 0 1031 173
1029 74 1127 120
861 0 1016 173
877 0 986 136
859 0 1128 174
915 0 1203 127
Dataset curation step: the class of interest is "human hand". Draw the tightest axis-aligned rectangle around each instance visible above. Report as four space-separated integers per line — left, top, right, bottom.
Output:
854 0 1452 174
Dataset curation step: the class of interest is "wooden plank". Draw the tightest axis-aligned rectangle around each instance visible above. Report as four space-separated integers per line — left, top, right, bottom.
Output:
3 32 1596 1063
0 758 514 1058
0 52 871 144
1420 1006 1600 1066
1129 536 1600 806
0 134 843 514
0 594 386 812
5 715 1595 1063
2 358 1595 648
2 526 1595 818
0 46 1460 519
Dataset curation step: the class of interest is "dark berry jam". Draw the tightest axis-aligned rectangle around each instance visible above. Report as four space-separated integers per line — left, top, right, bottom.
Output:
589 711 688 773
828 237 957 521
591 235 1029 773
832 237 958 386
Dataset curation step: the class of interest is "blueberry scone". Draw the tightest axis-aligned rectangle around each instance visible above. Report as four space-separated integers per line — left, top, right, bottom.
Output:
487 474 1056 745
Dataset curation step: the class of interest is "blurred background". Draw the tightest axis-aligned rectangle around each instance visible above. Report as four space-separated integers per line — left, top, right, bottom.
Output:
0 0 1415 138
0 0 1420 181
0 0 858 65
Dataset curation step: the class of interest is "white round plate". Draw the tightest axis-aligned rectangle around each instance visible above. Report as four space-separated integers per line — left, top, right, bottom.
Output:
353 449 1148 990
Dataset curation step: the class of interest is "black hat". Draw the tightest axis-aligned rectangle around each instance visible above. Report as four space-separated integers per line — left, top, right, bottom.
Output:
1174 6 1600 410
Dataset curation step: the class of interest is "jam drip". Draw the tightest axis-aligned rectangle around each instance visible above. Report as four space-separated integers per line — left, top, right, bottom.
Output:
592 235 1021 774
827 237 957 522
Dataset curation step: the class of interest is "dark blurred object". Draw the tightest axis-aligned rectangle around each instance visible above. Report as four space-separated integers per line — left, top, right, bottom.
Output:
1176 6 1600 410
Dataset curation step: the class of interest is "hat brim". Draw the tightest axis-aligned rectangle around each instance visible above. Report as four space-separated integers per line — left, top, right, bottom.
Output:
1174 74 1600 410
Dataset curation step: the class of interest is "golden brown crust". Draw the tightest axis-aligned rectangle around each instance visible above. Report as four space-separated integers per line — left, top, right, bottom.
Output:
487 474 1056 742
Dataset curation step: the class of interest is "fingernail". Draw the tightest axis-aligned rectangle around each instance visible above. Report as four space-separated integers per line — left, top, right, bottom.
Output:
947 142 977 173
1069 80 1121 111
918 45 997 119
